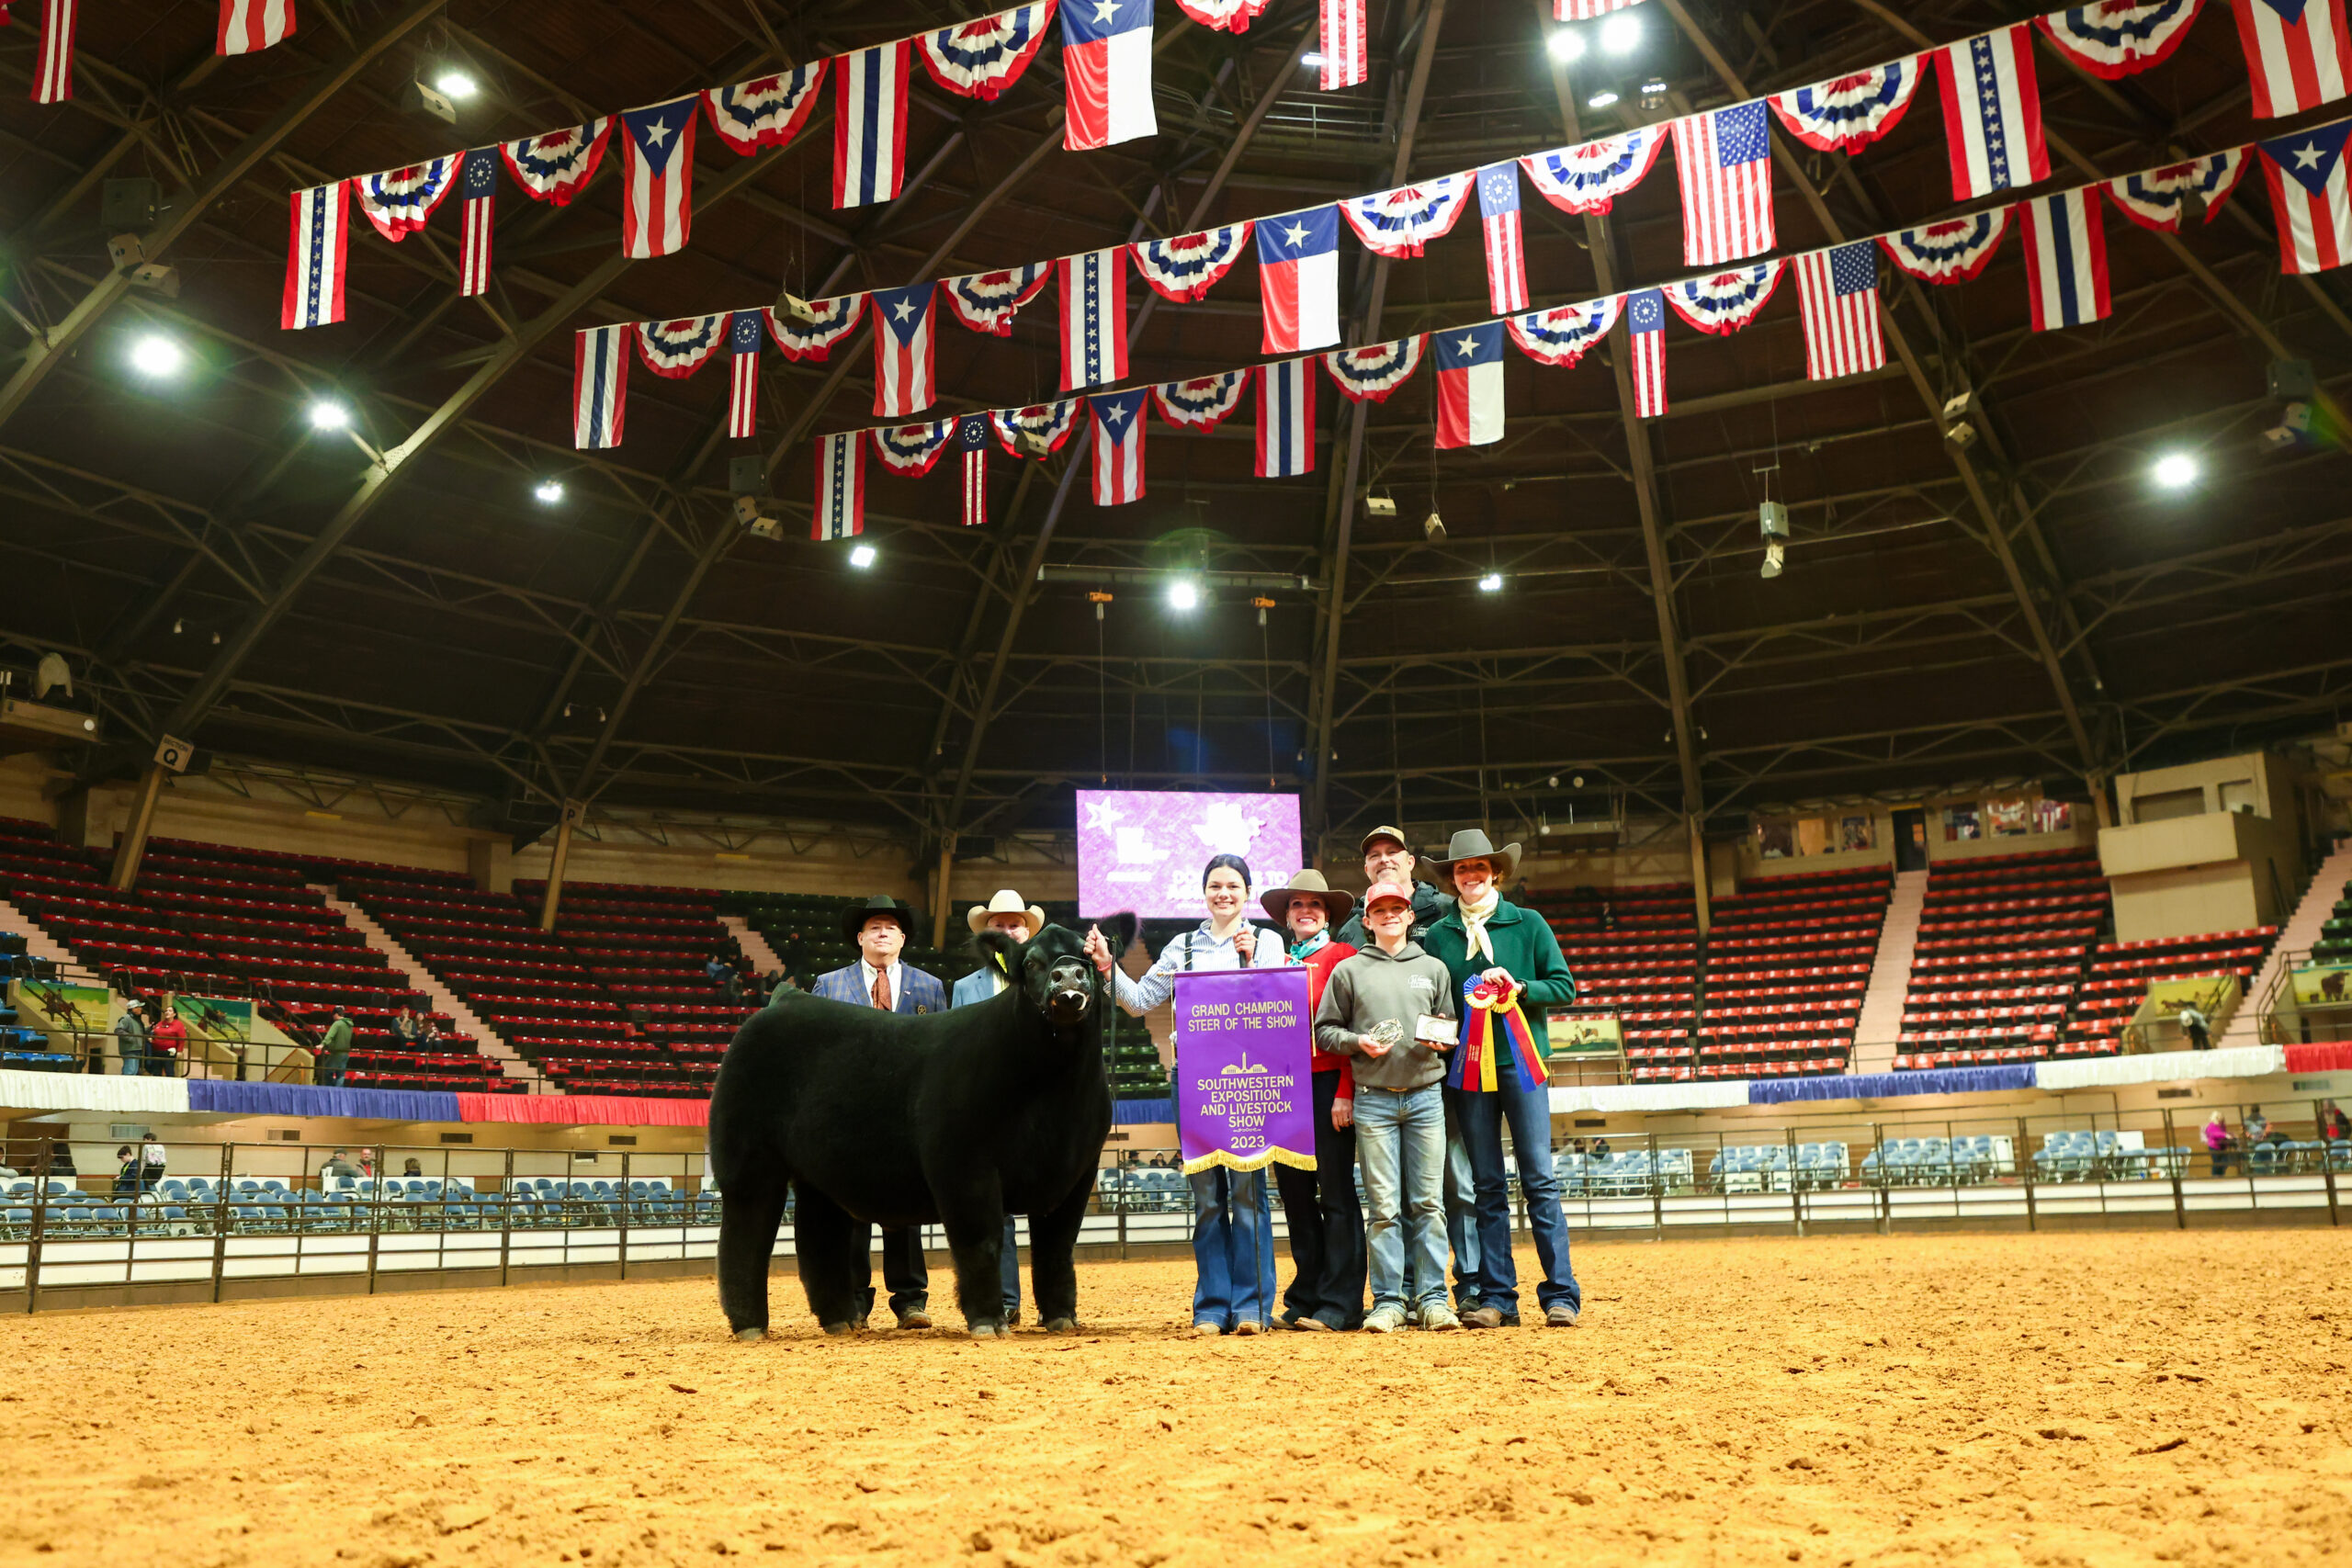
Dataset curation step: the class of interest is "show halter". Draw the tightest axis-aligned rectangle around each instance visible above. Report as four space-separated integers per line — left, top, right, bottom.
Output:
1448 973 1546 1093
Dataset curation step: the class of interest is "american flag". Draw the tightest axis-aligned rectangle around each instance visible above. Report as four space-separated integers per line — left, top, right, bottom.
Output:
1672 101 1775 265
35 0 75 103
217 0 293 55
727 310 764 439
1319 0 1365 89
1625 288 1668 419
1793 243 1883 381
960 413 991 526
1476 162 1529 314
458 148 497 298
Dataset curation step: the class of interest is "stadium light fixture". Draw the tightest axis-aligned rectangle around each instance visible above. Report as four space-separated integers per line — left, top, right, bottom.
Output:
308 400 351 431
1587 89 1620 109
1477 572 1504 592
1546 30 1587 62
2152 452 2199 489
433 68 480 99
533 479 566 505
129 334 184 378
1166 578 1201 612
1300 50 1329 68
1600 11 1641 52
848 543 878 569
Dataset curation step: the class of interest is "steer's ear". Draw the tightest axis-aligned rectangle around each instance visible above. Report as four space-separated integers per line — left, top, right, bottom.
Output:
974 929 1026 978
1094 912 1140 960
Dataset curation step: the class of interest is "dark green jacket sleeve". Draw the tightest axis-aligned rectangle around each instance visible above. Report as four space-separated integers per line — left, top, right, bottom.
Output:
1511 908 1577 1012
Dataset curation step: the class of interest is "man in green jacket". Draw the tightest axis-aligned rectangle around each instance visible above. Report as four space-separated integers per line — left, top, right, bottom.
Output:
316 1007 355 1089
1419 829 1581 1329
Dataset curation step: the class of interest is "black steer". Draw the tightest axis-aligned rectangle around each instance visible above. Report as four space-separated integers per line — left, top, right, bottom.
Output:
708 918 1134 1340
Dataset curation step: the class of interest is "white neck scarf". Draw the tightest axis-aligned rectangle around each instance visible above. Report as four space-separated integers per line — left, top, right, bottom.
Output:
1457 886 1501 963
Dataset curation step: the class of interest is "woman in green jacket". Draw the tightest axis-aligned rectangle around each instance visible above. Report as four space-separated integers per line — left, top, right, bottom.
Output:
1419 829 1582 1328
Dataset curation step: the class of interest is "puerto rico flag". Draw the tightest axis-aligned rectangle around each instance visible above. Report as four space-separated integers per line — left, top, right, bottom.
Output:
814 432 865 540
1152 370 1251 429
1342 174 1474 258
1063 0 1158 150
282 181 348 330
870 283 937 416
1476 163 1529 313
1433 321 1505 450
703 63 826 156
873 418 956 475
1132 222 1252 301
352 156 459 241
636 314 729 378
1625 288 1668 418
1257 206 1341 354
573 324 629 449
836 40 912 207
218 0 292 55
2037 1 2204 79
1319 0 1366 89
727 310 765 438
2108 150 2246 231
2235 0 2352 117
1521 128 1667 215
944 263 1051 334
1880 209 2011 282
1323 336 1426 400
1507 297 1620 367
1090 390 1148 505
618 98 696 257
1768 57 1922 154
502 120 611 206
34 0 75 103
1057 247 1128 390
2257 118 2352 272
1672 100 1775 265
1793 243 1883 380
959 413 992 525
2020 186 2111 331
1255 357 1316 477
1936 24 2050 200
921 2 1057 100
458 148 497 297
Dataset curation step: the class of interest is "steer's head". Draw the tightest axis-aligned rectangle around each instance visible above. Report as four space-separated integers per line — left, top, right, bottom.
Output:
977 916 1136 1031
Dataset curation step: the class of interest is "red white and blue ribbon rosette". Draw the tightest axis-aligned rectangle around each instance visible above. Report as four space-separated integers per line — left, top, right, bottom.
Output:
873 419 956 475
636 315 729 378
1662 261 1783 334
991 400 1081 457
2106 150 2244 232
1322 335 1427 402
1131 223 1253 302
2034 0 2203 80
1340 174 1476 257
917 0 1058 100
501 119 612 206
942 263 1051 333
1520 127 1666 215
1507 296 1622 367
1170 0 1268 29
701 63 827 155
765 295 867 361
1879 210 2011 283
351 156 460 239
1447 975 1547 1093
1767 56 1923 155
1151 371 1251 429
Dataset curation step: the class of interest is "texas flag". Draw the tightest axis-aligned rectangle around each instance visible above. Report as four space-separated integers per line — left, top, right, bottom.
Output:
2258 118 2352 273
1256 358 1316 477
617 97 696 257
871 282 937 416
1090 390 1148 505
2235 0 2352 118
1625 288 1668 418
1476 162 1529 314
1063 0 1158 151
727 310 764 438
1434 321 1505 450
814 432 865 541
1257 205 1341 354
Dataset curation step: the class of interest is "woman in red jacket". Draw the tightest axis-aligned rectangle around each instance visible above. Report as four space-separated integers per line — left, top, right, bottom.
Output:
1263 870 1365 1332
149 995 189 1079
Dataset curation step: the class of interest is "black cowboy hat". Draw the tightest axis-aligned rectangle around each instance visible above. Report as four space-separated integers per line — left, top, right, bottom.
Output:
840 895 918 945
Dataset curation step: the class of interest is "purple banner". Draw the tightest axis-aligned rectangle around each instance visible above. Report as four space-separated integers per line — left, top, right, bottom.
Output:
1173 967 1316 1175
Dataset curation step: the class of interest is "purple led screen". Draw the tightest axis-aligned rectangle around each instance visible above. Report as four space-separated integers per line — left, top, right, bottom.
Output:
1075 790 1304 919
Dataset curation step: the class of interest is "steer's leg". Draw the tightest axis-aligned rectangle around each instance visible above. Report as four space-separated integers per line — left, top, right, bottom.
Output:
788 1185 866 1334
717 1172 790 1341
1027 1173 1094 1333
932 1169 1011 1339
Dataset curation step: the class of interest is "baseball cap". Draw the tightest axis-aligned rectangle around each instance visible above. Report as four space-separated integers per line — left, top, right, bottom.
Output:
1363 881 1415 909
1360 825 1411 854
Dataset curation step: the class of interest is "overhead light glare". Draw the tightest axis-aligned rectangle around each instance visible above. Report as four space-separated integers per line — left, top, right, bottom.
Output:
534 479 565 504
1166 579 1201 612
1600 12 1641 52
1587 89 1620 109
308 400 350 430
2152 452 2199 489
1300 50 1329 68
1477 572 1504 592
1546 30 1587 62
848 543 878 569
129 334 184 378
433 69 480 99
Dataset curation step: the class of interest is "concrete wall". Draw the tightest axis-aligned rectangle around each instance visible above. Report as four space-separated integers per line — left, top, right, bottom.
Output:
2102 807 2305 942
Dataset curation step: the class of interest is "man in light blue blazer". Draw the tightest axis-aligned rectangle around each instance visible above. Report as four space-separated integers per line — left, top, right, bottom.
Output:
809 895 945 1328
950 889 1048 1324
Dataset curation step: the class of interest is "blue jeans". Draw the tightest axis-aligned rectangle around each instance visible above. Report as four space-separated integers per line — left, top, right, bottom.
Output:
1355 1082 1448 1315
1189 1168 1276 1331
1406 1094 1481 1307
1450 1064 1579 1316
120 1051 141 1077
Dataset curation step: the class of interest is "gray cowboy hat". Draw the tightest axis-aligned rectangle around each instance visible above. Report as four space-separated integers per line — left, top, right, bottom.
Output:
1259 868 1356 927
1417 829 1521 897
840 895 918 945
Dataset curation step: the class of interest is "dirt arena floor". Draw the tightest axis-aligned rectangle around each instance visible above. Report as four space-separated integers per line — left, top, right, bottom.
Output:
6 1230 2348 1567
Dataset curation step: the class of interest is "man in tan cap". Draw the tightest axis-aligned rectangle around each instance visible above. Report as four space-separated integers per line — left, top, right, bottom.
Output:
1259 868 1363 1330
951 887 1048 1323
1333 826 1453 947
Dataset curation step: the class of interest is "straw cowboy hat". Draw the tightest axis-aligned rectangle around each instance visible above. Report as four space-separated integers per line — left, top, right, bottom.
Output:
966 888 1046 938
1259 867 1356 926
1418 828 1521 897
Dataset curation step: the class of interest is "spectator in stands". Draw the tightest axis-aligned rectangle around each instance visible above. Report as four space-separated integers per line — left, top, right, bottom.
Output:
1330 827 1477 1316
1087 854 1284 1337
113 998 150 1077
315 1007 354 1088
401 1157 424 1177
1589 1134 1611 1160
1317 882 1459 1334
1261 869 1363 1332
723 964 750 1007
705 951 734 985
150 997 188 1078
321 1148 361 1183
139 1135 166 1190
390 1007 426 1048
112 1145 140 1197
2323 1102 2350 1142
2205 1112 2236 1177
809 895 944 1331
1421 829 1582 1329
2246 1107 2272 1145
2177 1002 2211 1052
953 889 1051 1325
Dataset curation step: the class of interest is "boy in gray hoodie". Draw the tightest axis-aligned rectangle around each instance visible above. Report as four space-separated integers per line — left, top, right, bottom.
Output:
1314 882 1459 1332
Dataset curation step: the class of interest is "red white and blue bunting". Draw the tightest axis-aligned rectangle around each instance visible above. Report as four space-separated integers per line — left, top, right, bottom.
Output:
1321 336 1427 402
873 418 957 474
636 314 729 378
1505 298 1621 367
1151 371 1252 429
2106 150 2245 231
702 64 827 156
942 263 1051 334
352 157 459 240
991 400 1081 457
1880 210 2012 282
918 1 1058 99
2034 0 2204 80
1519 127 1666 215
1662 262 1784 334
500 120 610 206
1768 57 1924 155
768 296 867 361
1340 175 1475 258
1131 223 1253 302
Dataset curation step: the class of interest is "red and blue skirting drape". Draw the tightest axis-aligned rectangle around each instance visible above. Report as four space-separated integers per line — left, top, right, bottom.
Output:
1446 975 1546 1092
